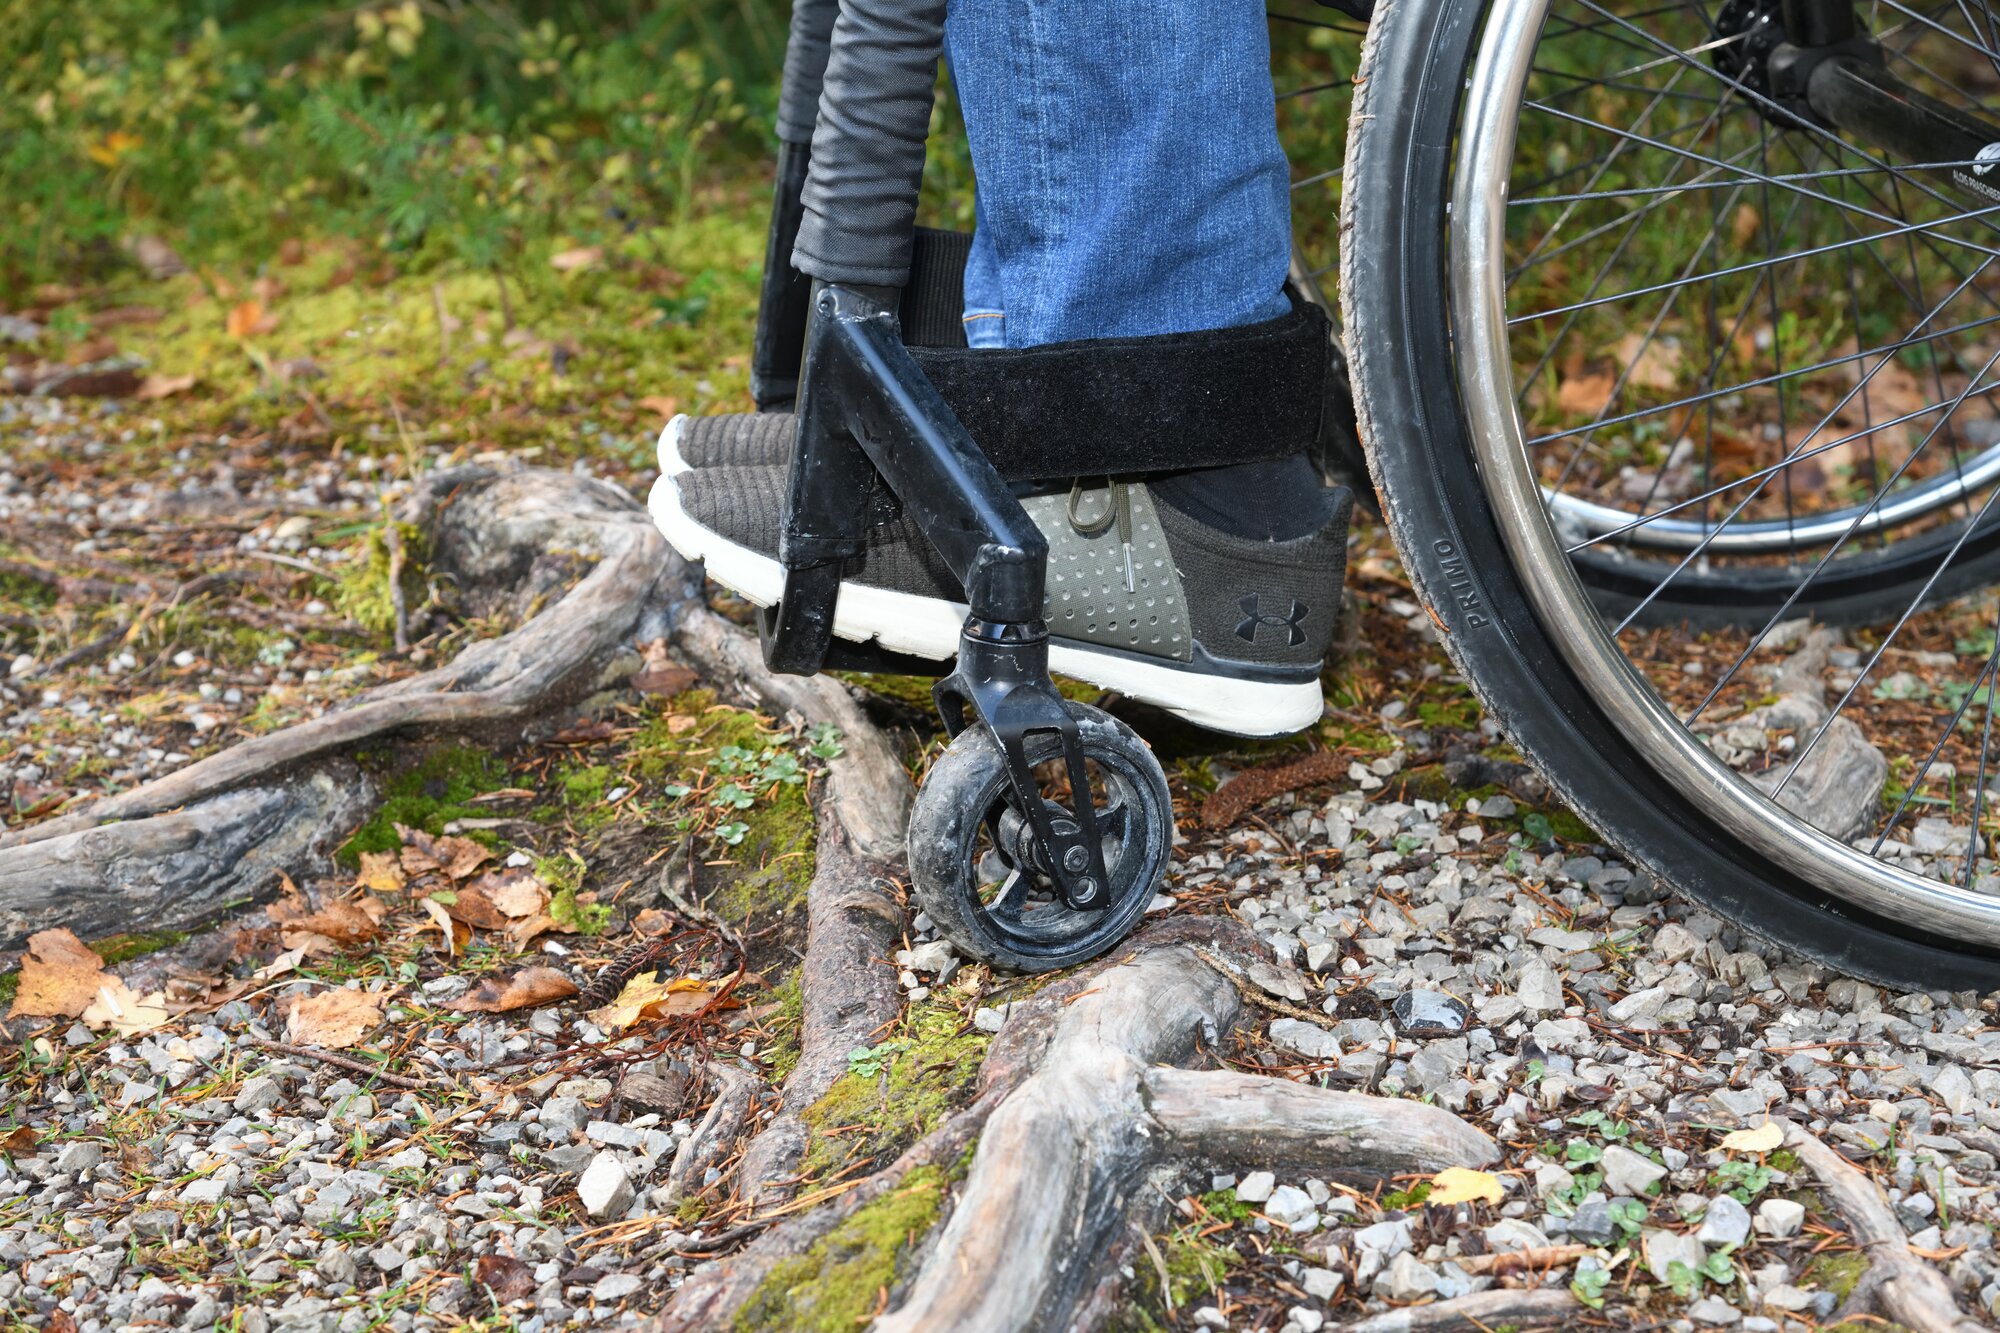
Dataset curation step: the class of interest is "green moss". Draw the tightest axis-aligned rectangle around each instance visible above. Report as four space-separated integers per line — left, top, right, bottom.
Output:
1117 1226 1240 1326
538 853 611 936
1804 1249 1871 1304
338 743 509 864
0 971 16 1009
801 1004 988 1178
834 672 941 714
628 693 818 924
733 1167 949 1333
91 931 190 966
0 566 56 610
1196 1190 1253 1225
334 521 428 639
761 970 805 1083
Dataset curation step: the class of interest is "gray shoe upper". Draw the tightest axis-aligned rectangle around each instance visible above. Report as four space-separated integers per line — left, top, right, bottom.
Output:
674 461 1349 678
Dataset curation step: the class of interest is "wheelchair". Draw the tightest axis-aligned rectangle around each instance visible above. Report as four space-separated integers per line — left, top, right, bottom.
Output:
669 0 2000 988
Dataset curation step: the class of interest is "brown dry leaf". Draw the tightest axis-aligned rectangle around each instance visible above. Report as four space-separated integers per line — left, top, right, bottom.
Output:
137 372 197 400
477 868 548 918
550 245 604 272
81 978 172 1038
268 892 385 947
1732 203 1762 249
356 851 408 894
449 966 579 1013
587 972 728 1034
440 837 493 881
631 908 673 937
637 393 680 421
1556 370 1617 417
443 876 527 930
284 988 386 1049
632 659 699 697
46 1310 78 1333
253 946 308 981
225 299 267 338
9 929 115 1019
503 913 560 951
0 1126 39 1155
1614 332 1682 394
417 896 466 956
472 1253 538 1304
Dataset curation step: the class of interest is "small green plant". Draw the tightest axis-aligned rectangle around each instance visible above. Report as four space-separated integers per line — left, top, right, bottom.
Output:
1381 1181 1433 1210
809 724 844 760
1665 1247 1738 1300
1710 1158 1774 1204
1570 1262 1611 1309
846 1040 909 1080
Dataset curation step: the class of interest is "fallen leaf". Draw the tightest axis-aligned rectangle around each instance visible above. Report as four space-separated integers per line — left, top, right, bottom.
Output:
418 896 466 956
1614 332 1683 394
587 972 728 1033
449 966 579 1013
137 372 197 400
632 661 699 697
445 870 545 929
1721 1120 1785 1154
46 1310 79 1333
284 989 386 1049
1426 1166 1505 1206
550 245 604 272
502 912 559 951
253 946 308 981
472 1253 538 1304
0 1126 38 1155
125 235 185 279
1732 203 1762 249
631 908 673 937
226 299 265 338
1556 370 1617 418
8 929 114 1019
81 978 172 1038
268 892 385 947
356 851 407 894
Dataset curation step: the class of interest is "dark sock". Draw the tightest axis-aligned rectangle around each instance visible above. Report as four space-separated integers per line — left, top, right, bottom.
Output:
1149 453 1338 542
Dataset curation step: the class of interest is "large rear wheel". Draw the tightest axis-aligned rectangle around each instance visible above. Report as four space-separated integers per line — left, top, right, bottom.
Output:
1341 0 2000 987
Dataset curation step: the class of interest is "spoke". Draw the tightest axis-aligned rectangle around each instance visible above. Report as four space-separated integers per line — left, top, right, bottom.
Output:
1510 184 2000 325
1608 257 1999 634
1966 597 2000 890
1512 157 2000 207
1872 631 2000 856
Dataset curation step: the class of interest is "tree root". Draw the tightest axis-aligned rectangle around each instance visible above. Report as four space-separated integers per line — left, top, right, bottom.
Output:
1337 1288 1580 1332
0 465 676 947
661 1061 761 1208
656 919 1497 1333
1781 1121 1987 1333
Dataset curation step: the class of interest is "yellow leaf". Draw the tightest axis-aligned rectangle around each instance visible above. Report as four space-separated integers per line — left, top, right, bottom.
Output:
1721 1121 1785 1154
80 978 171 1038
86 130 142 167
1427 1167 1505 1206
550 245 603 273
587 972 725 1034
356 851 407 894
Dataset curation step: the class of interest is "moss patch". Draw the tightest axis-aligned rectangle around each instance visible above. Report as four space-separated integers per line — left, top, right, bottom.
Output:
338 743 509 864
628 693 817 925
333 521 428 641
1804 1249 1871 1304
91 931 190 966
800 1003 988 1179
760 969 805 1083
733 1167 949 1333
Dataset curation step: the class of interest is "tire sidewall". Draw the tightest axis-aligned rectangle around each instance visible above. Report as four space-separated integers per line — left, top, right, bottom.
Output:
1341 0 2000 987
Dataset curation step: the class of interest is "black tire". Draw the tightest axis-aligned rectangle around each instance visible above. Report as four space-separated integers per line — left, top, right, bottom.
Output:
908 702 1171 972
1341 0 2000 988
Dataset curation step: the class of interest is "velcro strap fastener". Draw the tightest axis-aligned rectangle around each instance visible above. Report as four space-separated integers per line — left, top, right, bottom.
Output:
910 293 1332 481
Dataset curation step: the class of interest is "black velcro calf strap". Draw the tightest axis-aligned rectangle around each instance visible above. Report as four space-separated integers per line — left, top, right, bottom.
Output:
910 292 1332 481
898 227 974 349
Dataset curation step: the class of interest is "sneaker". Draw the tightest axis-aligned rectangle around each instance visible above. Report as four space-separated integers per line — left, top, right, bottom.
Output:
660 413 791 476
649 424 1352 737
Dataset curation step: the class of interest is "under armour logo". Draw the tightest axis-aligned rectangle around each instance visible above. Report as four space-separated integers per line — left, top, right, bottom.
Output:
1235 594 1309 647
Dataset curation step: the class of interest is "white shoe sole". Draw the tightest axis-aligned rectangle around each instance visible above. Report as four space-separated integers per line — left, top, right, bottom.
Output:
650 416 1324 737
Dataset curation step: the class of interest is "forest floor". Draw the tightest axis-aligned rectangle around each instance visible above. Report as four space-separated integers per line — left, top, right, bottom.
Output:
3 205 2000 1333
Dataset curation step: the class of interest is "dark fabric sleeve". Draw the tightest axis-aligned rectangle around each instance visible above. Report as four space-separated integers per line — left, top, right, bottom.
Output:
791 0 948 288
776 0 841 147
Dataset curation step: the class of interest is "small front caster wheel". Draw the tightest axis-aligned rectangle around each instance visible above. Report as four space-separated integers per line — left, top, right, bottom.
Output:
909 701 1173 972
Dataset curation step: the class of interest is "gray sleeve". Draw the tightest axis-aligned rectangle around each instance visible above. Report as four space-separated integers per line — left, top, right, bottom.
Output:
790 0 947 289
776 0 840 147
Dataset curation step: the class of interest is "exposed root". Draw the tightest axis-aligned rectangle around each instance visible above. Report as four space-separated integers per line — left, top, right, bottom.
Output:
662 1061 762 1208
0 465 675 946
654 919 1498 1333
1782 1121 1987 1333
1336 1288 1581 1332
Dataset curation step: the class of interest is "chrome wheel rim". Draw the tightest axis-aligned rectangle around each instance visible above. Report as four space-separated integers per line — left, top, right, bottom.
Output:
1453 0 2000 942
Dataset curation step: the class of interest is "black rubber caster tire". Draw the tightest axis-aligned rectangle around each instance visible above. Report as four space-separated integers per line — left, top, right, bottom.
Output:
908 701 1172 972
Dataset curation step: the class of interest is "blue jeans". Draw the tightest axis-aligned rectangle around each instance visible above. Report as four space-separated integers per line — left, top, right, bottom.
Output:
943 0 1294 349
